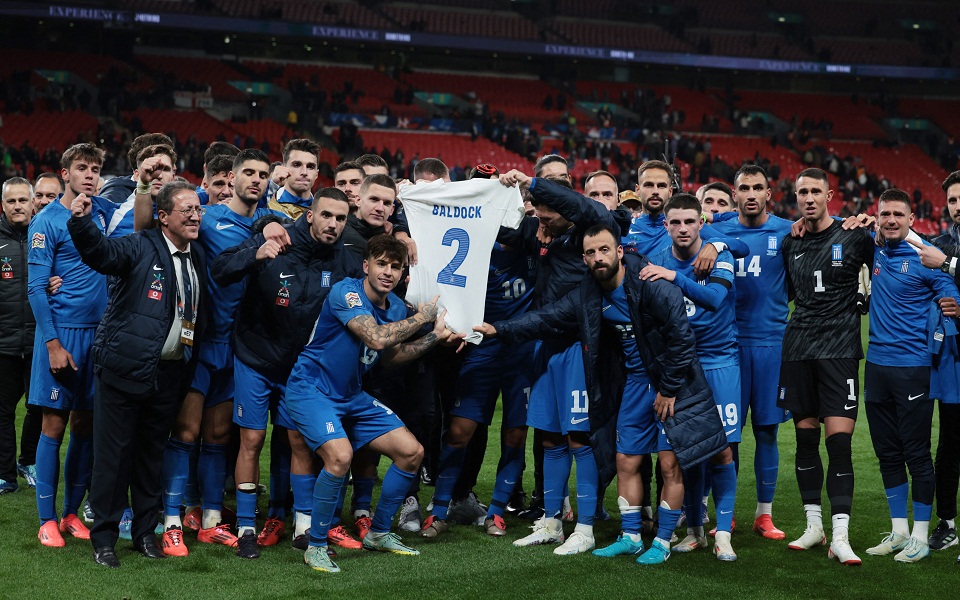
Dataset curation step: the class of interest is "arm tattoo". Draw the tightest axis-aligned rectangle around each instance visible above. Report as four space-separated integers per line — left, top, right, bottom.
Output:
348 313 429 350
389 332 439 365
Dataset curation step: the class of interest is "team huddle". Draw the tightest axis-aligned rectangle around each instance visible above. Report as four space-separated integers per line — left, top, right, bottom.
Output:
2 132 960 573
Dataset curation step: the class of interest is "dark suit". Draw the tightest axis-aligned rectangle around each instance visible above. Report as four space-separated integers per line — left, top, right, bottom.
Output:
67 214 209 550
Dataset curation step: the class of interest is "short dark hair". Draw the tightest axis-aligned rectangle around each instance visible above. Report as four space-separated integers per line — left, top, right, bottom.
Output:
701 181 733 199
205 155 233 177
364 234 407 265
204 141 240 165
414 158 449 180
357 154 389 172
35 172 64 192
585 170 618 190
311 186 350 211
156 181 197 216
60 143 105 170
282 138 320 164
796 167 829 185
942 171 960 193
637 160 673 181
734 164 769 186
878 188 912 212
335 161 364 177
232 148 270 172
534 154 567 178
583 223 621 243
663 192 702 215
360 173 397 197
127 133 174 171
136 144 177 168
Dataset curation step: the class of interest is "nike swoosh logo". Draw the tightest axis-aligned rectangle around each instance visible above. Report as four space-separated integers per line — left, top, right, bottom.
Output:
571 417 588 424
153 264 162 271
794 253 805 259
719 510 732 515
908 393 924 401
837 473 853 477
844 403 856 410
761 481 776 486
0 244 7 250
504 480 516 486
343 243 353 246
798 466 815 471
544 490 554 495
280 273 294 279
725 429 737 436
494 267 509 275
577 494 588 499
40 493 53 499
215 222 234 230
602 305 611 312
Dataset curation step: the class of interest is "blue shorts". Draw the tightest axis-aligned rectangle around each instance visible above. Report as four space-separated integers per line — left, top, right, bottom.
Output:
191 341 234 408
29 326 96 411
283 382 404 452
705 365 742 443
527 342 589 435
615 375 662 455
452 339 534 429
233 357 285 430
739 345 790 426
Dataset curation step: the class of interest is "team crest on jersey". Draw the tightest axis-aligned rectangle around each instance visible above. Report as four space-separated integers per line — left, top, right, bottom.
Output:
831 244 843 267
1 257 12 280
321 271 331 288
147 273 163 301
873 260 881 276
31 232 45 249
767 236 778 256
345 291 362 308
276 279 291 307
900 260 910 274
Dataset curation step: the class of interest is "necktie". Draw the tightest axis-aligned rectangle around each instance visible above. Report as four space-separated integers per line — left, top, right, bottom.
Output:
176 251 194 322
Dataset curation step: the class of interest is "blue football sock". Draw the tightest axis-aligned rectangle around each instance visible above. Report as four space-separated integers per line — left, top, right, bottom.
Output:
162 438 195 517
184 442 201 507
913 501 933 523
621 505 642 535
571 445 598 526
656 507 682 543
35 433 62 524
753 424 779 503
431 444 466 520
268 431 291 519
310 469 345 547
352 476 376 514
198 442 226 512
487 444 524 519
885 483 909 519
544 444 571 518
711 461 738 533
331 480 348 526
371 464 416 534
62 432 92 516
682 463 706 528
236 488 257 530
291 473 316 517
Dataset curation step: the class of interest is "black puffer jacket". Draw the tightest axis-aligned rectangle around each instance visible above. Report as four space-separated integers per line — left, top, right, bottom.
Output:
67 214 209 394
0 215 35 356
495 250 727 483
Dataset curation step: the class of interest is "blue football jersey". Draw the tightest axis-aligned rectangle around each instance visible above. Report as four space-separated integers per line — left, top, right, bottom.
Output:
601 281 646 374
288 277 408 400
711 214 793 346
28 197 116 328
484 242 537 323
199 203 282 342
622 213 671 257
651 247 738 369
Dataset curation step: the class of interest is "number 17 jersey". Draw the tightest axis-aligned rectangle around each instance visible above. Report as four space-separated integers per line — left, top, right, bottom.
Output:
781 221 873 361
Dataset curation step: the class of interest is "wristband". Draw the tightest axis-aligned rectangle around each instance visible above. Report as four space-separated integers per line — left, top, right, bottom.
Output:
136 181 151 195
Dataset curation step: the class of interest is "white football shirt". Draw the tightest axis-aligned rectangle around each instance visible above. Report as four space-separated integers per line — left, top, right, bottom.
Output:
401 178 524 344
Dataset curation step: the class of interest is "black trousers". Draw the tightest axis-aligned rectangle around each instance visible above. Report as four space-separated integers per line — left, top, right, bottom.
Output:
0 353 40 481
89 361 182 549
935 401 960 520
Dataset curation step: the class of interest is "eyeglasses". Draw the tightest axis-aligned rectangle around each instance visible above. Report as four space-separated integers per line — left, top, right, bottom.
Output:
173 207 205 217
